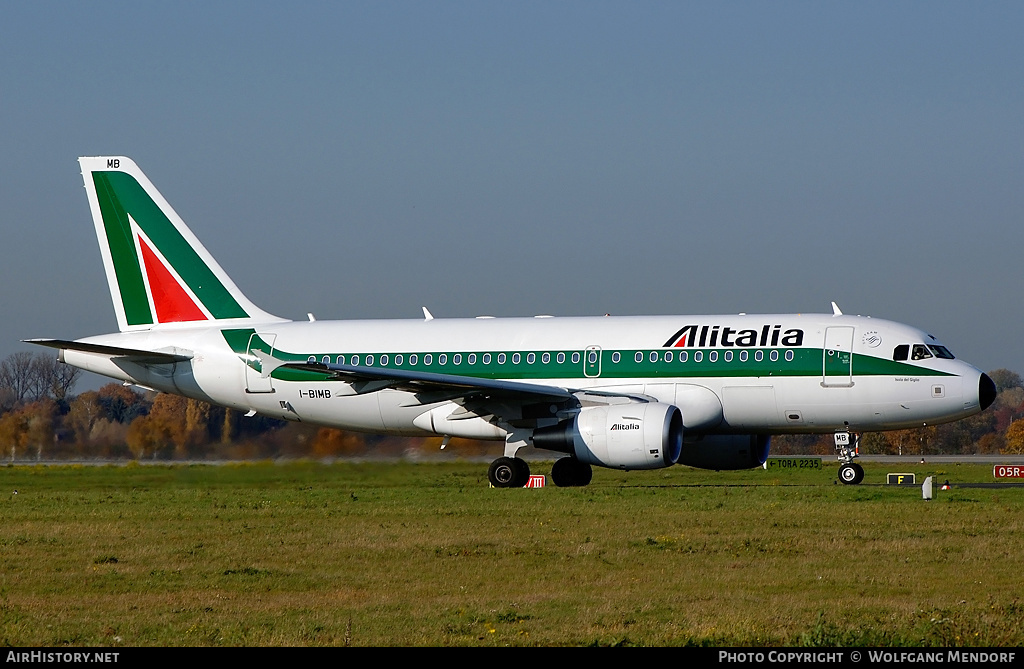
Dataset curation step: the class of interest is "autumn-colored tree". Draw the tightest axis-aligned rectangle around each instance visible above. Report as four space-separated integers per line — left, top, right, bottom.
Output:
23 400 57 460
0 400 57 460
66 391 104 445
976 432 1004 454
884 426 938 455
63 390 133 456
1004 420 1024 454
0 408 28 460
96 383 148 423
177 398 215 457
125 394 189 459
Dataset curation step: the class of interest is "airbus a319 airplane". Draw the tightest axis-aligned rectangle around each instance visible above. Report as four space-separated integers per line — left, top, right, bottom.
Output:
29 157 996 487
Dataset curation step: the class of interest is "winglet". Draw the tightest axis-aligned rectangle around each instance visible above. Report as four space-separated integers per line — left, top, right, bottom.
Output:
422 307 434 321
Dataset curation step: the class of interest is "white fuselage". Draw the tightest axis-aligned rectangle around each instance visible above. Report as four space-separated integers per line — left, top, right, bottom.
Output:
61 312 990 442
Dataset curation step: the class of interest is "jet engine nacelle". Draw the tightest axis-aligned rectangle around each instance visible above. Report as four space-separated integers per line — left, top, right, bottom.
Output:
677 434 771 470
532 403 683 470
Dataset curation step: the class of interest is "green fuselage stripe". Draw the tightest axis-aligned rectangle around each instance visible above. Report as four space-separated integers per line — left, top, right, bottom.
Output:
222 329 952 383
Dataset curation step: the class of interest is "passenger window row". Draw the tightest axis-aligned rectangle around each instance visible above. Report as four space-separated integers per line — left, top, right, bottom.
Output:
306 349 799 367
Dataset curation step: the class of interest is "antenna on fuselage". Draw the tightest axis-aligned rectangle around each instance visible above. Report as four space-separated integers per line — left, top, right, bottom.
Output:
831 301 843 316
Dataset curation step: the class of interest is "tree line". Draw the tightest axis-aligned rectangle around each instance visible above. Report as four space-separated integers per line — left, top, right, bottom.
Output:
1 352 1023 461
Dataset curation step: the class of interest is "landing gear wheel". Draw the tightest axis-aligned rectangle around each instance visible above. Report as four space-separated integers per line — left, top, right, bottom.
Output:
488 457 531 488
511 457 531 487
839 462 864 485
550 458 593 487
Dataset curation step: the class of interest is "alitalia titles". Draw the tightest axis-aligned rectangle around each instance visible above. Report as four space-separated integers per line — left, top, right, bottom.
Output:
663 324 804 349
610 423 640 431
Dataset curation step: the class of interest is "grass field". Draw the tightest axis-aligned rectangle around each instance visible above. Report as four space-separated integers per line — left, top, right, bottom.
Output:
1 459 1022 647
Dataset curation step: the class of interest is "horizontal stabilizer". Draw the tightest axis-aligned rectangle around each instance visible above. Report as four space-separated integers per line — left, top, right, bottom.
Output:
24 339 193 364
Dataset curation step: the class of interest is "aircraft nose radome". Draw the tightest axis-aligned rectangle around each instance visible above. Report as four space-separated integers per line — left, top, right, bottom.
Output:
979 373 997 411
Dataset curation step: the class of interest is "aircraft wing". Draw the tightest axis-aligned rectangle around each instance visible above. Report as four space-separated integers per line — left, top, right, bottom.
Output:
267 357 655 423
25 339 193 365
271 356 574 401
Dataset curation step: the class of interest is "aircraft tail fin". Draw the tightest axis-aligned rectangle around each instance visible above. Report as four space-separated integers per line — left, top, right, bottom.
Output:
79 156 285 332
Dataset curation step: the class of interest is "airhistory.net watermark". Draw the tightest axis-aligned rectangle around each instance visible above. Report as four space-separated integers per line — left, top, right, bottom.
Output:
6 652 119 663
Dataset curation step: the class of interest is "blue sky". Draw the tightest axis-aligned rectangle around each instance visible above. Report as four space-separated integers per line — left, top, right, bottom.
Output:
2 2 1022 383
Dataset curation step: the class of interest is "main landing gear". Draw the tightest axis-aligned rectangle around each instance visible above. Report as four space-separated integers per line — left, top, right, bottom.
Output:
835 430 864 485
550 457 592 487
488 457 531 488
486 456 594 488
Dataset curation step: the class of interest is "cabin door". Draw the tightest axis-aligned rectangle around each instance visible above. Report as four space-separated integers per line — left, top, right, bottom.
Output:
822 327 854 387
245 332 277 393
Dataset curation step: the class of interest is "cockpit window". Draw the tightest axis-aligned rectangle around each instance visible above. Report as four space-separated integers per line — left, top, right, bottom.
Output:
928 345 955 359
896 343 950 362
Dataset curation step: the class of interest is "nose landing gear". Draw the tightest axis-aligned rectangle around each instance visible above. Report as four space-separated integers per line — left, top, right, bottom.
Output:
835 430 864 485
838 461 865 485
